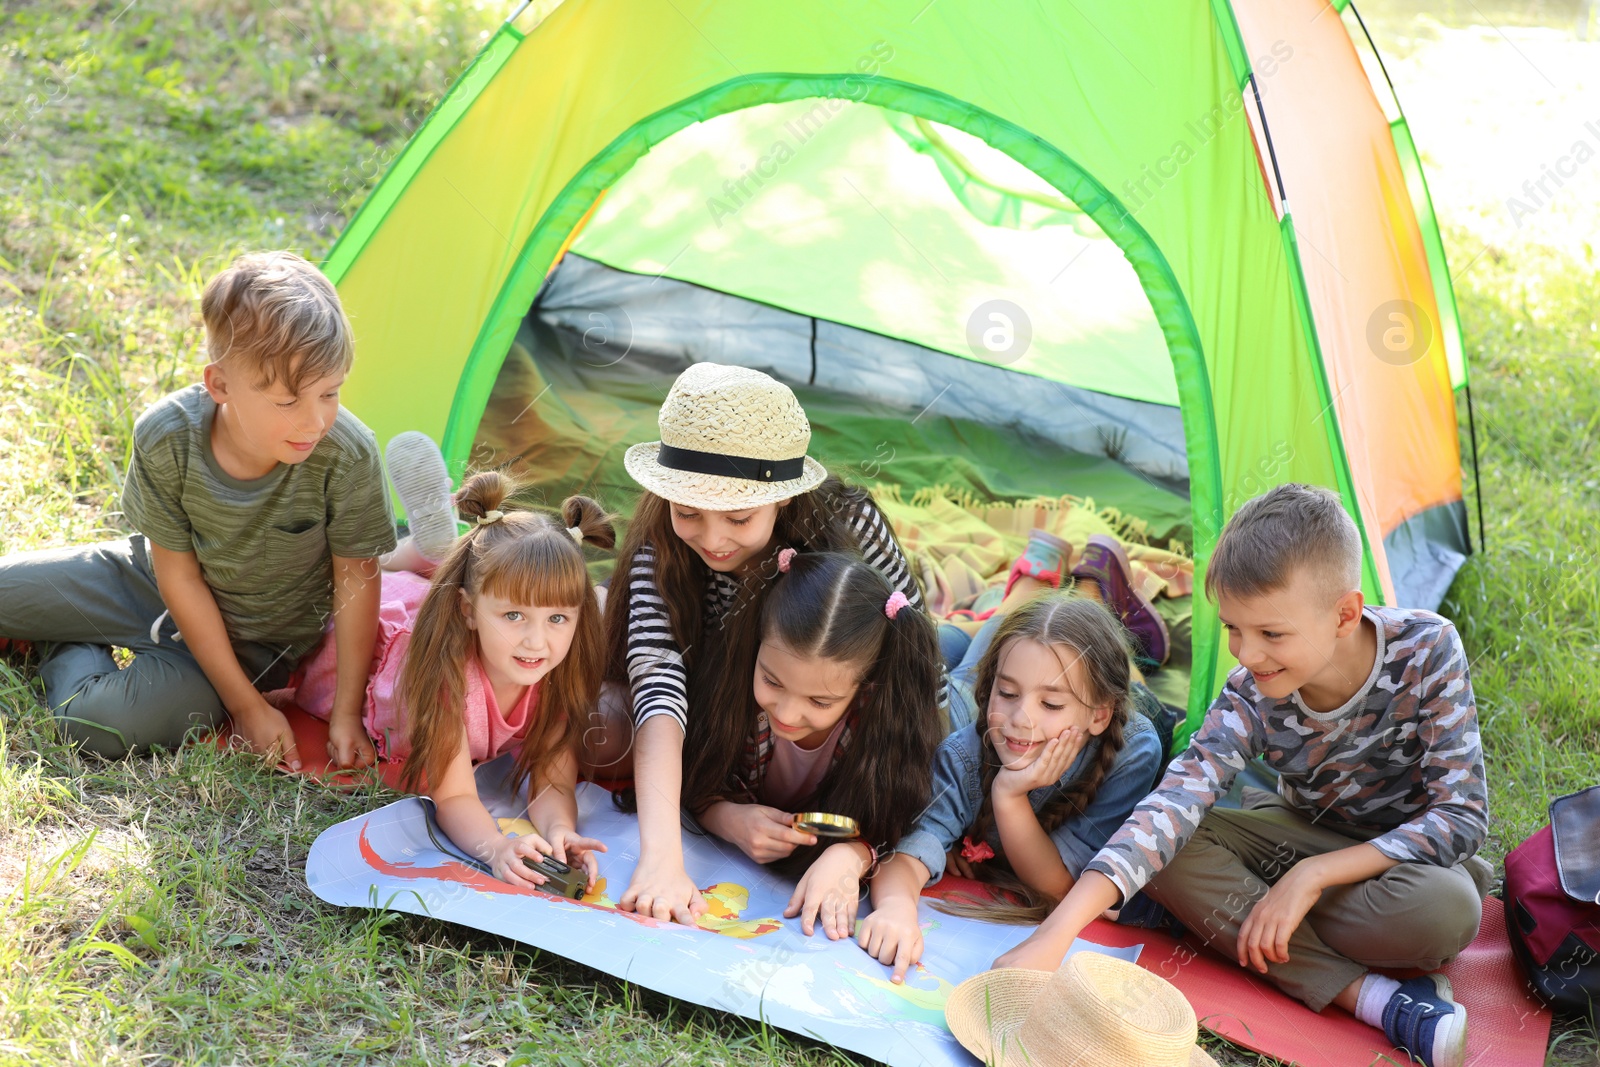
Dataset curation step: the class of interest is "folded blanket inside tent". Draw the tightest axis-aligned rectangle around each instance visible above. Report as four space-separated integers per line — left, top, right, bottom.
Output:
869 482 1194 617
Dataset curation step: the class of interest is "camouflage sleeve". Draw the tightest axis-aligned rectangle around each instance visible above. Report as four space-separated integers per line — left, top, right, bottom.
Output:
1083 680 1264 902
1367 622 1488 867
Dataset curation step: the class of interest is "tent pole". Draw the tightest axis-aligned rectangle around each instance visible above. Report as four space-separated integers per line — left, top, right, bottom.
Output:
1465 382 1487 554
808 317 818 385
505 0 533 24
1248 73 1288 210
1348 3 1402 107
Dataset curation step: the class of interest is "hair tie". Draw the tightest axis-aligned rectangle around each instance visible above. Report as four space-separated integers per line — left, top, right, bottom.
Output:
776 547 797 573
568 525 584 545
960 836 996 864
884 590 910 619
475 509 505 527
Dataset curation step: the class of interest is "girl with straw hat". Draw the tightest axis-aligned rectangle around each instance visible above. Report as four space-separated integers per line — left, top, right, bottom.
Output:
599 362 929 925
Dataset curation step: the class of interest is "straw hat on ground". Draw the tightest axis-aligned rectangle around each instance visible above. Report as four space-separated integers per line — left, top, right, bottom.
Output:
623 362 828 511
945 951 1218 1067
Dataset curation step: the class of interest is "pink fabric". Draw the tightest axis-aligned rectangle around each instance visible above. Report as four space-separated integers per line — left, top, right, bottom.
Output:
758 714 848 810
287 569 538 764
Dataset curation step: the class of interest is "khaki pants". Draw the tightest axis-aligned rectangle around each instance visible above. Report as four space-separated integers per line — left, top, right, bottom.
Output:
1144 788 1493 1011
0 536 295 758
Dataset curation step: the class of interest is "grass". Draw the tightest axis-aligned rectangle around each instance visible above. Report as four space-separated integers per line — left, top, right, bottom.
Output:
1 1 1598 1065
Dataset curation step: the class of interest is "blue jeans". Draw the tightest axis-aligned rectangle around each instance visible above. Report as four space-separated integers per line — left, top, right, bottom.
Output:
939 616 1004 731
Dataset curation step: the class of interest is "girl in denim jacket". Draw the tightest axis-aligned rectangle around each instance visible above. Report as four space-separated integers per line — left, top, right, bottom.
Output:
857 593 1166 981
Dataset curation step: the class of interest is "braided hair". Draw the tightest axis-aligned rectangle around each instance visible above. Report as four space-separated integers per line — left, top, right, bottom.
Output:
939 593 1134 923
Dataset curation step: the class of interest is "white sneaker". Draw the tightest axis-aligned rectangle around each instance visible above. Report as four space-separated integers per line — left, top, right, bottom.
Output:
385 431 457 562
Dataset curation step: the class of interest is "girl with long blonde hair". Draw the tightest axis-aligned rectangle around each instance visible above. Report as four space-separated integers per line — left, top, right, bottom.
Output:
292 470 616 887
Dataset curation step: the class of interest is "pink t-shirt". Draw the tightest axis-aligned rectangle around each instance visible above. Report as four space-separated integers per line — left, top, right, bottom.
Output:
286 569 539 764
757 714 849 810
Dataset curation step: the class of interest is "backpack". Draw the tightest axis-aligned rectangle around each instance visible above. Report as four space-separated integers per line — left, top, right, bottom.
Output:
1503 785 1600 1014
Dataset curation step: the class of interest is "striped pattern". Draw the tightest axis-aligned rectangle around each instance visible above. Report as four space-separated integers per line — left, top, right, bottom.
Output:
624 495 926 732
120 384 396 656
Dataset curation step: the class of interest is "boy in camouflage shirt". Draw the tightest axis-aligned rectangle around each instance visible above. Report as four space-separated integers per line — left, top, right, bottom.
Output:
995 484 1489 1067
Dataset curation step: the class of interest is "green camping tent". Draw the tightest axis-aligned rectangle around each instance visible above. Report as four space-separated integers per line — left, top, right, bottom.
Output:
324 0 1473 741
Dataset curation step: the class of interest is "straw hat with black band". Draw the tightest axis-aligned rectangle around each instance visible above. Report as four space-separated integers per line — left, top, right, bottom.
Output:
945 951 1219 1067
623 363 828 511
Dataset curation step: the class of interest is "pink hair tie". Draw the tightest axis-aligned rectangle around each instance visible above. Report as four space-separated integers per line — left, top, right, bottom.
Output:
777 547 797 573
960 836 995 864
884 591 910 619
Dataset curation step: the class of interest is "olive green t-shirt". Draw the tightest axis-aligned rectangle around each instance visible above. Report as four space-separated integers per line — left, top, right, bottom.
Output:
121 384 397 658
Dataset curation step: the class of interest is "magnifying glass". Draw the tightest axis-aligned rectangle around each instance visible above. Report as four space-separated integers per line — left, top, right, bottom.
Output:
792 812 861 839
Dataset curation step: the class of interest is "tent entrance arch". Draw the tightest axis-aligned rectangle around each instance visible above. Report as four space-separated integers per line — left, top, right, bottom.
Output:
468 89 1220 719
437 75 1224 537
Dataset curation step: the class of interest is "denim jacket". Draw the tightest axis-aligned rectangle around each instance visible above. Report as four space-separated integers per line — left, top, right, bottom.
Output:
895 690 1165 887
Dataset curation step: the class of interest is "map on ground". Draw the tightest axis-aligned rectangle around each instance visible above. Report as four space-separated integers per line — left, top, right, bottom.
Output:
305 755 1139 1066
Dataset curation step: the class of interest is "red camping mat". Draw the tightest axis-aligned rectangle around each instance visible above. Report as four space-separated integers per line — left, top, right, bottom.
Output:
238 710 1549 1066
210 702 409 792
924 876 1550 1067
218 703 641 794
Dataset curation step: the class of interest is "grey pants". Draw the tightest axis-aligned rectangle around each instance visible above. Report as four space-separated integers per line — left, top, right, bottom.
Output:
0 536 295 758
1144 787 1494 1011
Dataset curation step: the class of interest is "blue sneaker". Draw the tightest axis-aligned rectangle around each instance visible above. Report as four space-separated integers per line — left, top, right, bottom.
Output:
1382 974 1467 1067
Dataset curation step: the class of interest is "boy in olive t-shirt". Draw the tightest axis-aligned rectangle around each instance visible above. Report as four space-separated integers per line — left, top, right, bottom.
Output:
0 252 395 766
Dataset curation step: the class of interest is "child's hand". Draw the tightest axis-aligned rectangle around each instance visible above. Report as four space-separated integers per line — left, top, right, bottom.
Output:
229 698 303 771
993 727 1087 801
1236 860 1323 973
784 842 868 939
992 927 1067 971
856 898 924 984
327 711 376 770
706 802 818 863
546 827 608 890
491 832 562 889
620 860 707 925
945 847 977 880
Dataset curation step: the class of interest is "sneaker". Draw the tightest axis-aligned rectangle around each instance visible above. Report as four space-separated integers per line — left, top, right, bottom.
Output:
1071 534 1170 665
385 431 458 562
1002 528 1070 600
1382 974 1467 1067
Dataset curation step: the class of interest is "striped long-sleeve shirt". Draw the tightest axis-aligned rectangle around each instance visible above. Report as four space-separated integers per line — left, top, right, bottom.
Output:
623 495 925 732
1085 606 1488 901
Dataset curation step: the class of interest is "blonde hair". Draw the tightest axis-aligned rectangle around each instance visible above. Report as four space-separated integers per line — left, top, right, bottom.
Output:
398 471 617 795
200 251 353 393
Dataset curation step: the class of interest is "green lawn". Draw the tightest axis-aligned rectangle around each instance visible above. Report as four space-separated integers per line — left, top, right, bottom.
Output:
3 2 1598 1065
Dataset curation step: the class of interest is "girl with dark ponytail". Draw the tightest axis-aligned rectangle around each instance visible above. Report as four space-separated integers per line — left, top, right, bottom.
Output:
289 470 617 889
682 549 945 942
856 594 1166 982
